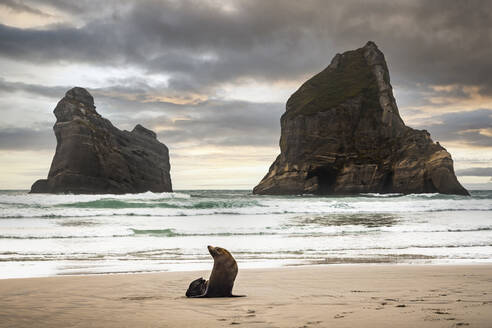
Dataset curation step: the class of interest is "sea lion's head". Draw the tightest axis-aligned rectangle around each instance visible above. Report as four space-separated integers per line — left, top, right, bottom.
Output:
207 245 232 258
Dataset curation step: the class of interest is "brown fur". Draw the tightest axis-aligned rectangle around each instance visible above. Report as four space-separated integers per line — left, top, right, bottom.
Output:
188 245 244 298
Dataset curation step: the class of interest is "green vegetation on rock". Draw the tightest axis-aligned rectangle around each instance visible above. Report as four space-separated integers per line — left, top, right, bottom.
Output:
283 48 377 120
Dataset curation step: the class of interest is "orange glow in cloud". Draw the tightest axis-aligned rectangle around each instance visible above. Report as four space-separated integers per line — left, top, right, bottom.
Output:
0 3 67 29
426 85 492 112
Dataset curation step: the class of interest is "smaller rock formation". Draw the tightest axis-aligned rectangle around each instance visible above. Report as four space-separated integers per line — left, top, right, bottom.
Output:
253 42 468 195
31 87 172 194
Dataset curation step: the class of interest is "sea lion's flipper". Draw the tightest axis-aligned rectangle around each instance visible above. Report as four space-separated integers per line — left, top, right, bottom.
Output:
185 277 208 297
188 281 210 298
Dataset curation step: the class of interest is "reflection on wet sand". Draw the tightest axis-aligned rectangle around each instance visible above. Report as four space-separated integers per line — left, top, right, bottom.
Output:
289 213 399 228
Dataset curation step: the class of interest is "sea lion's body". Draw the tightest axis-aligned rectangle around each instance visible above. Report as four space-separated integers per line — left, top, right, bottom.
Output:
204 245 238 297
185 245 243 298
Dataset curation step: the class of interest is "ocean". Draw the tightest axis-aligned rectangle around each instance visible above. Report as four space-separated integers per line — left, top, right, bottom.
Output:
0 190 491 279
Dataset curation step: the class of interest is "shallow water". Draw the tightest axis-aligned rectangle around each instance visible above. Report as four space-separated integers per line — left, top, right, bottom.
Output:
0 190 491 278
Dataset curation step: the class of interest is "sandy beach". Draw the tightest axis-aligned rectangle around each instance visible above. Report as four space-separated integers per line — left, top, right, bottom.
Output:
1 264 491 327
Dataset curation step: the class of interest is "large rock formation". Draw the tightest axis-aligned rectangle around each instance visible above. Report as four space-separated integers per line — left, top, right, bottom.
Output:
31 87 172 194
254 41 468 195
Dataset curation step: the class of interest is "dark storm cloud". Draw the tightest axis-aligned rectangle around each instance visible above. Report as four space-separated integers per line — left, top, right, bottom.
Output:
417 109 492 147
2 0 492 153
330 1 492 90
0 2 328 91
1 0 491 93
456 167 492 177
0 23 130 65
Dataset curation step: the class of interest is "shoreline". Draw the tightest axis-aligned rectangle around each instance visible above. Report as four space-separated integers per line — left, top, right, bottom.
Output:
1 264 491 327
3 260 492 281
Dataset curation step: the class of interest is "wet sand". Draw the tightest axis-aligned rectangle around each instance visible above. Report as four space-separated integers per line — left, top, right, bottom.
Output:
1 264 491 327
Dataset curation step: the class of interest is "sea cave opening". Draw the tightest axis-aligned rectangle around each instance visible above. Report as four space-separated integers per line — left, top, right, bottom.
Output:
308 166 338 194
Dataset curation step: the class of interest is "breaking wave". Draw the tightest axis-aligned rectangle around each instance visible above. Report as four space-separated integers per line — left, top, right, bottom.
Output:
0 190 491 219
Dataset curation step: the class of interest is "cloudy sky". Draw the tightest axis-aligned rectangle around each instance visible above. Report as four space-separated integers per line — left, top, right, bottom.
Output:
0 0 491 190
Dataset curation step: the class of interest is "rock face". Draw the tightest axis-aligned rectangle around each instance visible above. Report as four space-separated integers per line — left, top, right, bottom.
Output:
253 41 468 195
30 87 172 194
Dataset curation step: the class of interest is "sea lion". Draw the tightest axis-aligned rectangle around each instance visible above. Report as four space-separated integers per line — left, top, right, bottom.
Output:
185 245 244 298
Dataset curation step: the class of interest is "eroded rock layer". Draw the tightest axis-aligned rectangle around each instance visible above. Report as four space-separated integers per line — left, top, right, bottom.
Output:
253 42 468 195
31 87 172 194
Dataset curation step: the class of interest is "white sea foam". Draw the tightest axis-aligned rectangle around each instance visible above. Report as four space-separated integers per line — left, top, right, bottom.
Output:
0 191 190 207
1 191 491 219
0 190 491 278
